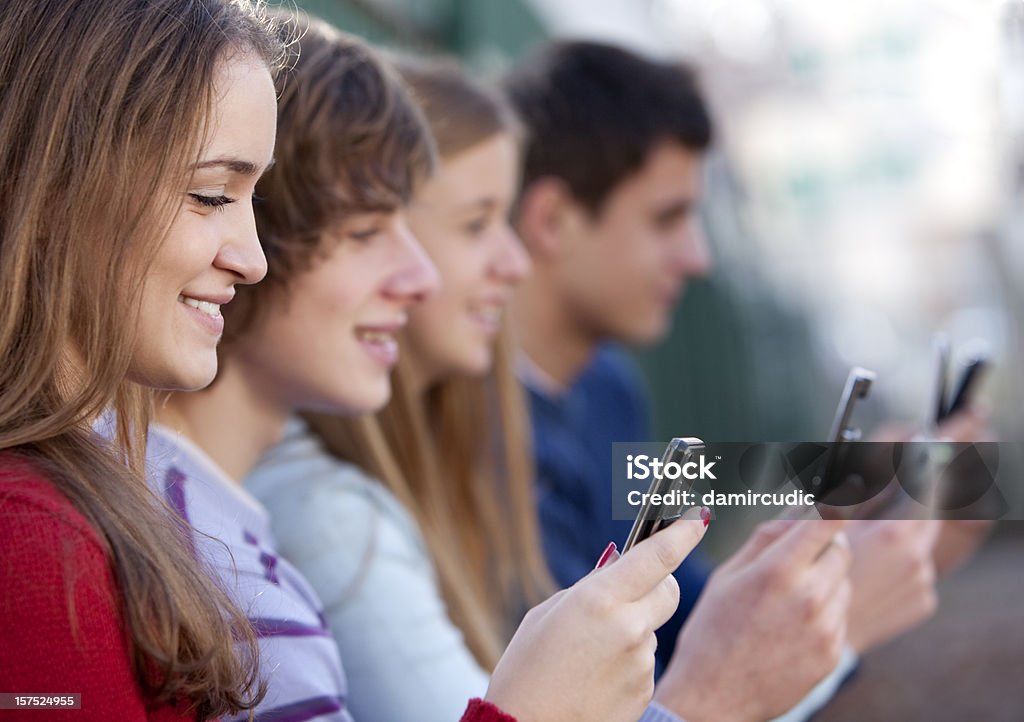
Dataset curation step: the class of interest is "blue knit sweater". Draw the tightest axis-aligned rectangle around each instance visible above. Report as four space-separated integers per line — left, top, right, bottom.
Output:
524 343 711 671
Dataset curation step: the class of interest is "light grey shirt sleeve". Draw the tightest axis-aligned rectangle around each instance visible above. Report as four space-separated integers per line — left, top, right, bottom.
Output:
246 422 489 722
641 701 687 722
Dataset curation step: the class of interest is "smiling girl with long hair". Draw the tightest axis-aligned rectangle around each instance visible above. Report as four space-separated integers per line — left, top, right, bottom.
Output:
0 1 282 719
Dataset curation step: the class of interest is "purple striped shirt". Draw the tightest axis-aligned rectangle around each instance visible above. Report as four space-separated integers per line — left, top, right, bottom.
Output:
146 424 354 722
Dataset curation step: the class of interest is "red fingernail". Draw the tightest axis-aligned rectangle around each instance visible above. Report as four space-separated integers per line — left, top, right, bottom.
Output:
596 541 617 569
700 507 711 528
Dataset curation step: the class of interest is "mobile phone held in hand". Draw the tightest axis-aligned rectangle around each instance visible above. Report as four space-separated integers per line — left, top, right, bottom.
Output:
827 367 875 445
622 437 705 553
921 335 950 432
941 352 990 422
922 336 991 428
814 367 875 499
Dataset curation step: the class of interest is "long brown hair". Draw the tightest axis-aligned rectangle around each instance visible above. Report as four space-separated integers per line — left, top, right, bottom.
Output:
306 58 554 670
223 12 436 346
0 1 284 717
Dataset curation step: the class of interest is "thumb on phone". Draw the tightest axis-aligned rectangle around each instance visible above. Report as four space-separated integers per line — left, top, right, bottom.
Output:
598 506 708 603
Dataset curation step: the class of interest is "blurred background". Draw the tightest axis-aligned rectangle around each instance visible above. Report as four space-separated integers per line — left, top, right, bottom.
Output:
281 1 1023 719
282 0 1023 448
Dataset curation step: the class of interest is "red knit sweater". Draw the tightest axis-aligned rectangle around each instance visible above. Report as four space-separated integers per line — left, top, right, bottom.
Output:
0 455 517 722
461 699 518 722
0 456 197 721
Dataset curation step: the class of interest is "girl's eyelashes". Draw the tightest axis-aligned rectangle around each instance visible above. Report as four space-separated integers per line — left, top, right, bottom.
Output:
463 216 489 237
189 192 236 210
348 227 381 243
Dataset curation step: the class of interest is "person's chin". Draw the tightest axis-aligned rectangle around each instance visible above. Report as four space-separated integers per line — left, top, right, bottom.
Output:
363 385 392 413
616 318 669 348
169 329 220 388
183 356 221 389
458 346 493 378
150 362 217 392
335 376 392 416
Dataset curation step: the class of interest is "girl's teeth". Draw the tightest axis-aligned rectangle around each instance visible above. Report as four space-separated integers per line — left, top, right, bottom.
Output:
357 330 393 343
178 295 221 318
474 307 501 323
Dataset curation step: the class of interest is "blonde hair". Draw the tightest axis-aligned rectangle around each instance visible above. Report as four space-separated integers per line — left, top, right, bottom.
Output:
309 326 552 668
0 1 284 716
306 57 553 670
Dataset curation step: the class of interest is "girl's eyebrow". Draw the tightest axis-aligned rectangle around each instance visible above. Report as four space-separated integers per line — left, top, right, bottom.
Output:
192 156 275 177
457 196 498 212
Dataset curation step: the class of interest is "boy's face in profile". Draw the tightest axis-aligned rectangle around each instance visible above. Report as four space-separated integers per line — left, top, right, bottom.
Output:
557 140 712 347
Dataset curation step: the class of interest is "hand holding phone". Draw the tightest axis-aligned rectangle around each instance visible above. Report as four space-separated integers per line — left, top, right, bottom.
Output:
827 367 875 444
622 437 705 553
814 367 875 501
923 335 990 430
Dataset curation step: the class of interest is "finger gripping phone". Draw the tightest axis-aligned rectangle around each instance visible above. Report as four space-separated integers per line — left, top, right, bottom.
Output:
622 437 705 553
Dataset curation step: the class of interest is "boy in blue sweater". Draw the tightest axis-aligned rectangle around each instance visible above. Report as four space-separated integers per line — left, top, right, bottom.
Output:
505 41 714 669
505 42 991 719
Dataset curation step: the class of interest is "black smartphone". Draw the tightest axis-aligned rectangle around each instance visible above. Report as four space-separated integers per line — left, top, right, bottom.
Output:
941 353 990 421
622 437 705 553
921 335 950 431
815 367 875 498
827 367 875 444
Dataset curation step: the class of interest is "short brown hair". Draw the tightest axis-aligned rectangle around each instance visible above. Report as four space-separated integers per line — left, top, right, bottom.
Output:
504 40 712 214
225 12 436 343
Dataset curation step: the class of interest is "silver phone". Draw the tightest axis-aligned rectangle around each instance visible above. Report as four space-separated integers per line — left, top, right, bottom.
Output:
815 367 875 498
827 367 875 444
622 437 705 553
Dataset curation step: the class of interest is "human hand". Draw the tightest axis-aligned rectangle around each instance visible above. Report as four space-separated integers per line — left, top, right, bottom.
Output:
933 518 994 577
654 519 851 722
846 517 940 654
485 507 709 722
936 405 993 443
931 407 997 575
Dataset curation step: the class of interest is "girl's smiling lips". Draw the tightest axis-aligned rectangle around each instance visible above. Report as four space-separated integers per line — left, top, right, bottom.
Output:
468 304 503 335
178 290 235 336
468 292 510 335
355 318 407 367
